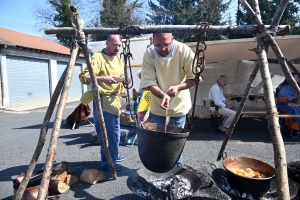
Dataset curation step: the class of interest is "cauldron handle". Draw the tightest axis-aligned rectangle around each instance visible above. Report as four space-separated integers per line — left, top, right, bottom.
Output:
222 152 227 160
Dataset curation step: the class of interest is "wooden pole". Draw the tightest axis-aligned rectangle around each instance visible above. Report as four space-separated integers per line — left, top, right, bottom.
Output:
36 45 80 200
257 38 289 200
217 62 260 161
287 61 300 80
44 25 290 36
70 6 117 178
13 51 80 200
239 0 290 198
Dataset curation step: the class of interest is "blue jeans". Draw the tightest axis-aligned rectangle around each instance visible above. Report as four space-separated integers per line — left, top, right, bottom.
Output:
150 113 186 164
93 99 120 168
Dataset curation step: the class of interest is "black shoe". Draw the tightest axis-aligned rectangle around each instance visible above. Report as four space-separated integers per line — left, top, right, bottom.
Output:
291 131 298 138
116 154 126 162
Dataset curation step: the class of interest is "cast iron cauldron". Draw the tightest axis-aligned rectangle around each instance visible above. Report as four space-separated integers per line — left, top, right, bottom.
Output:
223 156 275 196
137 123 189 173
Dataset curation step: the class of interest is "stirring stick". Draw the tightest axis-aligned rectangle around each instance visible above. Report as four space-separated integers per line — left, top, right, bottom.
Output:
165 109 168 132
132 122 145 146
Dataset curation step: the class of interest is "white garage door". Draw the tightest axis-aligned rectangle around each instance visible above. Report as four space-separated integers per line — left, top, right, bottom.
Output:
6 56 50 111
57 62 82 102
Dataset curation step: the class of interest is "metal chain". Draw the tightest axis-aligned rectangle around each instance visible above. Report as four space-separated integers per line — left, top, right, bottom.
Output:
119 25 135 119
189 22 209 131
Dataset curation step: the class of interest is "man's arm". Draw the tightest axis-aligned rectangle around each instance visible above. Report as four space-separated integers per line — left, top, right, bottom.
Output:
211 86 226 108
85 75 117 85
149 85 170 109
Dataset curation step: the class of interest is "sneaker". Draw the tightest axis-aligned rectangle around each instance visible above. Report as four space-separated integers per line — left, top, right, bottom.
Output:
176 163 182 168
218 126 228 133
101 163 123 171
116 154 126 162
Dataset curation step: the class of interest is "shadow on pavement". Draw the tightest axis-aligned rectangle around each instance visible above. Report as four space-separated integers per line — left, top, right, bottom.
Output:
188 117 300 143
13 117 94 130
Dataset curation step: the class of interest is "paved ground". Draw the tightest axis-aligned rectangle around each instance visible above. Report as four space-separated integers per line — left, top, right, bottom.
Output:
0 101 299 199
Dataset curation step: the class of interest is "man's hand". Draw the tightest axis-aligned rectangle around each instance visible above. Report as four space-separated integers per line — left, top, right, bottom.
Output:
226 103 234 109
166 86 178 97
161 94 171 109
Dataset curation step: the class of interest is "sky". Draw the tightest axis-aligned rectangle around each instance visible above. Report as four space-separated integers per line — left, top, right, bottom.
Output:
0 0 47 37
0 0 238 39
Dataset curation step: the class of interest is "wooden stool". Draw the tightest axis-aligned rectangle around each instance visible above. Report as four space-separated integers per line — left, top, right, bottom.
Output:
210 101 220 133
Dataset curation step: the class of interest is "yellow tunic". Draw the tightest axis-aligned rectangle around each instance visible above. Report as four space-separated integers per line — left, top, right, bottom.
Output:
79 52 124 115
141 40 195 117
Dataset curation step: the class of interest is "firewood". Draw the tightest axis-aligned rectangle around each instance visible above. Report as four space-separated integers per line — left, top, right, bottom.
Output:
64 174 79 186
80 169 106 184
52 161 75 175
48 180 70 193
51 171 67 182
13 185 44 200
47 195 60 200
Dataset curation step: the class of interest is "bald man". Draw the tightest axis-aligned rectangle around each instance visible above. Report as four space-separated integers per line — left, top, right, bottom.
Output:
79 34 125 171
209 75 236 133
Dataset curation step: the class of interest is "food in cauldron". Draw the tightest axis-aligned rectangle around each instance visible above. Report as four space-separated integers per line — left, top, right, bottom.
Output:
228 167 266 178
223 156 275 196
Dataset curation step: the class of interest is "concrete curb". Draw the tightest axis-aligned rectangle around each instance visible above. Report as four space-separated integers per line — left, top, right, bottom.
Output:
0 109 30 114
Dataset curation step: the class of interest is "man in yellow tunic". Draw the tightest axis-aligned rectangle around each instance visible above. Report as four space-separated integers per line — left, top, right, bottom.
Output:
79 34 125 170
141 33 196 166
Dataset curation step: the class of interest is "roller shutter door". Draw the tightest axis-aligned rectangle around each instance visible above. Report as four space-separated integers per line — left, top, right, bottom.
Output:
57 62 82 102
6 56 50 111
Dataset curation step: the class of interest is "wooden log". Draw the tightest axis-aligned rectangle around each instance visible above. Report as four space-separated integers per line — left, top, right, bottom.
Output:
217 62 260 161
239 0 291 198
44 25 290 36
36 35 81 200
64 174 79 186
51 171 67 182
79 169 106 184
70 6 117 178
48 180 70 194
13 185 42 200
278 114 300 118
13 57 74 200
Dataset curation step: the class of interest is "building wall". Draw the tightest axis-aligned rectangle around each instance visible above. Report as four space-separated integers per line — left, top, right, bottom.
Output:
0 45 86 111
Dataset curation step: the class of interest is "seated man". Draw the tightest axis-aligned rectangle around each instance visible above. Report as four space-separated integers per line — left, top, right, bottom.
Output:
276 72 300 138
209 75 236 133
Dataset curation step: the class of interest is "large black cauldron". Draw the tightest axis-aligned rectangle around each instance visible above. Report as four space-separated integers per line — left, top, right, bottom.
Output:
137 123 189 173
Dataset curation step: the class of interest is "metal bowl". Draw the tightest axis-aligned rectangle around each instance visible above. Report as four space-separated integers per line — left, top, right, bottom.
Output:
223 156 275 196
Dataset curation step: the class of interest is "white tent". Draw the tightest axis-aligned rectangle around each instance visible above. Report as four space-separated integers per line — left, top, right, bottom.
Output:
87 35 300 118
186 35 300 118
187 35 300 63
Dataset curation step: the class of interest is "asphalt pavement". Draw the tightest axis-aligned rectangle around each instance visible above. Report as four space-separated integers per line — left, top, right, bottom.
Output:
0 101 299 200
